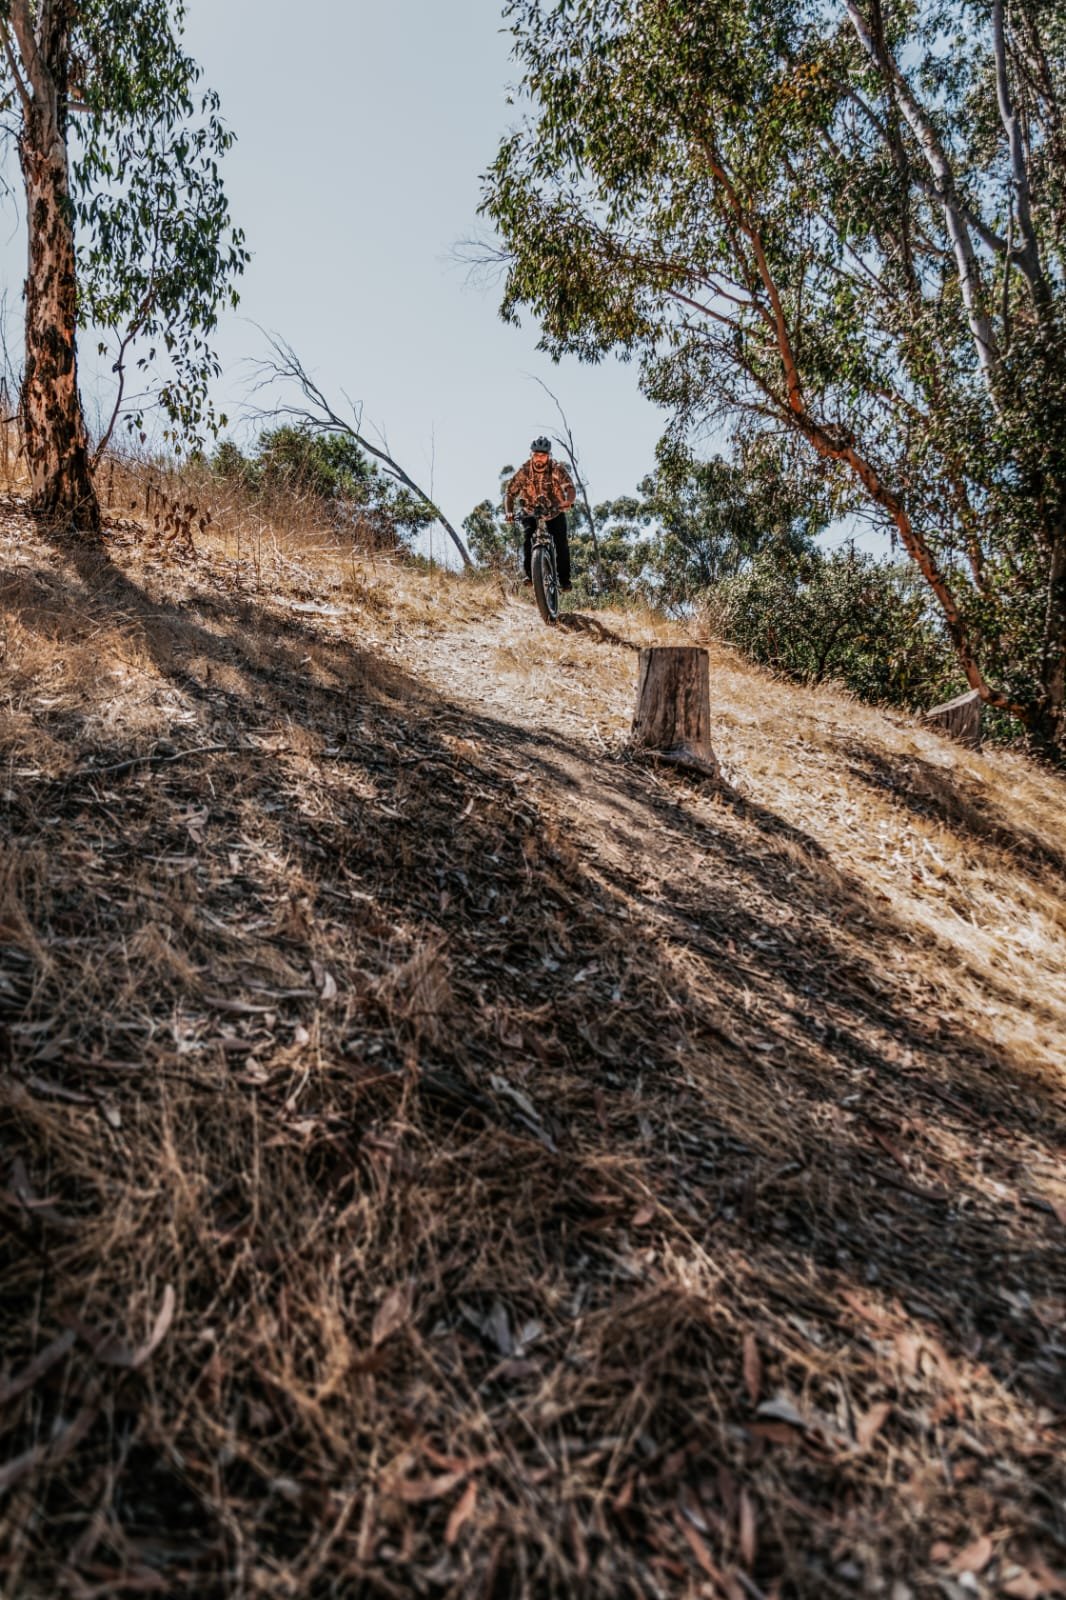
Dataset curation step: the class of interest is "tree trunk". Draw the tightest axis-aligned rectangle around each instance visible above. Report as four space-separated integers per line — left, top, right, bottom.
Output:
631 646 720 778
13 2 100 533
1038 536 1066 755
925 687 983 745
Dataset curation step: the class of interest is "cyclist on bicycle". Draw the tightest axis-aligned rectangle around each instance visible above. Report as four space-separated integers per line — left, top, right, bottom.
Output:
504 437 576 591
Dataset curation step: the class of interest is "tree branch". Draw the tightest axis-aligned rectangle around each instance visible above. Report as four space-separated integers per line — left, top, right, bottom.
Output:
7 0 51 118
844 91 1009 261
685 149 1009 710
250 333 473 568
844 2 1000 384
92 210 165 469
526 372 604 588
991 0 1052 316
0 21 32 117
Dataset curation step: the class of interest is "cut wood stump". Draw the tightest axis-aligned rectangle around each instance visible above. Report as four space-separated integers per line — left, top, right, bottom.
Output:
631 646 720 779
925 687 983 746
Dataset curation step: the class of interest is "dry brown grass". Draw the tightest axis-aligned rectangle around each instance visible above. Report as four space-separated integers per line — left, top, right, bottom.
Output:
0 471 1064 1600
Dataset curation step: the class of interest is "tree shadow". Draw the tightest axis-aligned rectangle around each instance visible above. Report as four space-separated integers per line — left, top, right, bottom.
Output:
836 737 1066 883
2 526 1063 1596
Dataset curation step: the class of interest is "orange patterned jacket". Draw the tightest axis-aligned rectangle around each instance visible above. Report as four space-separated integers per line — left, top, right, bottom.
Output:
504 457 577 518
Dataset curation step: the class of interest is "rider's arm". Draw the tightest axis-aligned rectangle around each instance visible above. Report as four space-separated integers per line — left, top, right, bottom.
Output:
504 465 526 519
555 463 577 510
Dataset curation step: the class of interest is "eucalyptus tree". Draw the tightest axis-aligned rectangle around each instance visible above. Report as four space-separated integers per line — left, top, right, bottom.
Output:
599 441 826 607
0 0 246 530
484 0 1066 752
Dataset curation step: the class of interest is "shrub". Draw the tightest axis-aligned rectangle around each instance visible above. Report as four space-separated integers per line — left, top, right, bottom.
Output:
209 426 433 548
706 545 964 710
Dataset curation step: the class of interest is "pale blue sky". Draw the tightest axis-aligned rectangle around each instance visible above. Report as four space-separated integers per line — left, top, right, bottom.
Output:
160 0 666 550
0 0 666 552
0 1 871 560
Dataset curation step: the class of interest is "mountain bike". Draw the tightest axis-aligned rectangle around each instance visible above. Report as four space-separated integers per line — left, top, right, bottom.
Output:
524 498 560 626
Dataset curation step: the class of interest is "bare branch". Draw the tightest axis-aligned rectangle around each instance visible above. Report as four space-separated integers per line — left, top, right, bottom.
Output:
526 372 604 589
249 332 473 569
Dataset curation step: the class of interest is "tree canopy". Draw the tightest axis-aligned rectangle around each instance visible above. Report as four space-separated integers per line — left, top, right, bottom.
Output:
0 0 246 526
69 0 248 451
592 440 826 607
483 0 1066 753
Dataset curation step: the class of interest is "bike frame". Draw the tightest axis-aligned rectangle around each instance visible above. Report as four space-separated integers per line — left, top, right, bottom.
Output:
522 499 560 625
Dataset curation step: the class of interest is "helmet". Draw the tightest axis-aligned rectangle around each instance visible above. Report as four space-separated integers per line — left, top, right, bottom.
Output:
530 436 552 454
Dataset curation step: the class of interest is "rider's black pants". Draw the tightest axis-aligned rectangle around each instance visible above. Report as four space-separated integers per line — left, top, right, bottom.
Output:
521 513 570 586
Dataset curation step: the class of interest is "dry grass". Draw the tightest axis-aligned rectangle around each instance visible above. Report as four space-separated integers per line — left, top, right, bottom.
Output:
0 471 1063 1600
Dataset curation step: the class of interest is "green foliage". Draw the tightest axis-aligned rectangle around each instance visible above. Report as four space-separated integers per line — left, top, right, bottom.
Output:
588 441 828 609
484 0 1066 750
463 465 522 570
62 0 248 447
209 438 252 489
252 427 372 501
463 499 518 571
211 426 434 544
707 545 964 709
567 499 647 601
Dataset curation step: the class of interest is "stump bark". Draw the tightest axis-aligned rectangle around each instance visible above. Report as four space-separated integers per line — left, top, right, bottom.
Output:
925 687 983 746
631 647 720 779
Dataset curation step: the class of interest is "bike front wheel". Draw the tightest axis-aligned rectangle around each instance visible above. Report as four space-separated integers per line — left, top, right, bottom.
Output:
531 544 559 625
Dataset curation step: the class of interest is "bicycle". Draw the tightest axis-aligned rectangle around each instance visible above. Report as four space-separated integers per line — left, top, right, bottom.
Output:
521 497 561 626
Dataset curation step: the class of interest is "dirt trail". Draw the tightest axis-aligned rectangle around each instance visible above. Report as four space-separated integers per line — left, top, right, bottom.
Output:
389 592 640 735
1 514 1065 1599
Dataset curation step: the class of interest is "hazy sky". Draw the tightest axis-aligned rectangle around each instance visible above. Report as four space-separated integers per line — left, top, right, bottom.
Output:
0 1 867 560
166 0 666 553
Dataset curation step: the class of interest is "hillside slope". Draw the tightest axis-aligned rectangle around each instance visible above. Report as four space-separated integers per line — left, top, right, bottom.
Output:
1 496 1064 1599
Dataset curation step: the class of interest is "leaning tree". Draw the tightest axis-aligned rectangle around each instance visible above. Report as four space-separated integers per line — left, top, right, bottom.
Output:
484 0 1066 754
0 0 246 531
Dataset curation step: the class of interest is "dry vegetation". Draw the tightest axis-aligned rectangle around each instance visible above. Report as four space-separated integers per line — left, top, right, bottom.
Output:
0 456 1064 1599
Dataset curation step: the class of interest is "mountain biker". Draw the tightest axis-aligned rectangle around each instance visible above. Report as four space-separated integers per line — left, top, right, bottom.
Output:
504 437 576 592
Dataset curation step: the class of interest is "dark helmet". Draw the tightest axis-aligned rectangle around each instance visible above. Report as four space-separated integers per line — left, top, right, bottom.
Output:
530 436 552 454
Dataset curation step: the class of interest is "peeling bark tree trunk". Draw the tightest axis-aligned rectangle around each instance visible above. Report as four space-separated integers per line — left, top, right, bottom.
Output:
10 0 100 533
631 647 720 779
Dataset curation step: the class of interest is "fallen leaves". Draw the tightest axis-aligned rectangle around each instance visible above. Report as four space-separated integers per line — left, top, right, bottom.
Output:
950 1534 993 1575
371 1283 412 1348
739 1488 757 1571
445 1480 478 1545
1000 1563 1066 1599
743 1331 762 1406
855 1400 892 1451
2 503 1065 1600
392 1469 467 1504
0 1330 76 1406
95 1285 176 1372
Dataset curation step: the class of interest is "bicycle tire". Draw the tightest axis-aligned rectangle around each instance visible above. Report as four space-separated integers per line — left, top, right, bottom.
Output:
531 543 559 625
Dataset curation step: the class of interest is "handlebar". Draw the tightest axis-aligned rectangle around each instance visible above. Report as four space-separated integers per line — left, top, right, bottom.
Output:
515 497 554 519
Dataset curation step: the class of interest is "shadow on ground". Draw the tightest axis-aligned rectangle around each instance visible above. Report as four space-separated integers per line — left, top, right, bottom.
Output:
0 527 1063 1599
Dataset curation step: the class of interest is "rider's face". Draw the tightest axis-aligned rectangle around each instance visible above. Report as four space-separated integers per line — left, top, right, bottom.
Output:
532 451 549 466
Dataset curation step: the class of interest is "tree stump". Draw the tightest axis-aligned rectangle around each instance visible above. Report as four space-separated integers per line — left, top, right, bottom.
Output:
631 647 720 779
925 687 983 746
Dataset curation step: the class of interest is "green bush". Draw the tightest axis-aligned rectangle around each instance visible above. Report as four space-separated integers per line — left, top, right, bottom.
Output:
210 426 433 545
706 545 964 710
